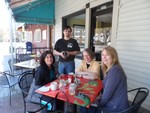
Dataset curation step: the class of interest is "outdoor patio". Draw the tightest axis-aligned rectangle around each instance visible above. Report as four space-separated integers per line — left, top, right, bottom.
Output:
0 52 149 113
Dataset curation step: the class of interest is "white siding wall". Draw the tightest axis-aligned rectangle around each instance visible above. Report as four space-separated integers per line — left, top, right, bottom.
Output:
115 0 150 110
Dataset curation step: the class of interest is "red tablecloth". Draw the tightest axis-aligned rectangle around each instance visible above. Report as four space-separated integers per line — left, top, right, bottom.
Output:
36 75 103 108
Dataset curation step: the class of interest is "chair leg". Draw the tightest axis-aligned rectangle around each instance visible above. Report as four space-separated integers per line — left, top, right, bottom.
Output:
22 94 26 113
24 102 26 113
9 87 11 105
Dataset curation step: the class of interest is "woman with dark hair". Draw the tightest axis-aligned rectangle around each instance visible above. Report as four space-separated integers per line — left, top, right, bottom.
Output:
35 50 56 86
28 50 63 113
36 50 64 113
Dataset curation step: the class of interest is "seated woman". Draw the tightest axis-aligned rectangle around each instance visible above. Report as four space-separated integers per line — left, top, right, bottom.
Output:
35 50 56 87
75 48 100 80
80 46 129 113
28 50 63 113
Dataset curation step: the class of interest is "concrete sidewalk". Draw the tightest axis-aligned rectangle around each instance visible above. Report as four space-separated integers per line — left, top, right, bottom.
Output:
0 92 24 113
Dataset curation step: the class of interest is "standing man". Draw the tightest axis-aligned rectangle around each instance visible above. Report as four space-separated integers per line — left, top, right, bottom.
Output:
53 26 80 75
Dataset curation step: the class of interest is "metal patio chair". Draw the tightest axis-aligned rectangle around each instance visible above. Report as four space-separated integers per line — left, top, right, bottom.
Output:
18 71 66 113
8 58 23 74
0 70 20 105
97 87 149 113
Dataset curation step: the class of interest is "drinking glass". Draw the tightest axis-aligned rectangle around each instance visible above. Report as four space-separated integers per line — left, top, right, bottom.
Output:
69 83 77 95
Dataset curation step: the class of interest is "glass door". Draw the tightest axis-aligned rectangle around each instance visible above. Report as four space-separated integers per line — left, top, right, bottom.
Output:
91 1 113 52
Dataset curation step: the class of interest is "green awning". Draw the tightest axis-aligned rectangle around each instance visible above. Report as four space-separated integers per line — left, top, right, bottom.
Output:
11 0 55 25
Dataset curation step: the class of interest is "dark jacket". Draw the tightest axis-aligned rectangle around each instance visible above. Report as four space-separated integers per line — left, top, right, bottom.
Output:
35 64 56 86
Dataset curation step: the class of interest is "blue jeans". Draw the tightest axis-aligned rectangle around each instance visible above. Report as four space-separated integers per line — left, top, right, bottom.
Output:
58 60 75 74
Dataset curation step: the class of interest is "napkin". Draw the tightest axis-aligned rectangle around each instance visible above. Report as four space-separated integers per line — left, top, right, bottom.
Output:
38 86 50 92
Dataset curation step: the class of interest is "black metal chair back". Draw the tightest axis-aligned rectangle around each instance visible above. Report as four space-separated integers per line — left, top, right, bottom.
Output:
98 87 149 113
54 91 68 113
18 71 63 113
128 87 149 113
18 71 35 113
19 71 33 98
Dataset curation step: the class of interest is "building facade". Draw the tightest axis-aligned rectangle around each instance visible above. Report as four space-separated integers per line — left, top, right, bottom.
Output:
54 0 150 110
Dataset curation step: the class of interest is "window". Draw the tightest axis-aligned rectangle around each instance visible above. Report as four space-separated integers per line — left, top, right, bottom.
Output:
34 29 41 42
25 31 32 42
42 30 46 40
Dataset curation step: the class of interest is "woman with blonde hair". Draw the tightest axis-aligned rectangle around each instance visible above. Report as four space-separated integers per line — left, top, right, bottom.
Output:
80 46 129 113
101 46 123 75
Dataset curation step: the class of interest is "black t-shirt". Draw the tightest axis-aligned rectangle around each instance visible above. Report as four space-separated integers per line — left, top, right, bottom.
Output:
54 38 80 62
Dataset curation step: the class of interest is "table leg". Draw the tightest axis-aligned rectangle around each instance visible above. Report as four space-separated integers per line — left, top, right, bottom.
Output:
74 104 77 113
33 68 35 77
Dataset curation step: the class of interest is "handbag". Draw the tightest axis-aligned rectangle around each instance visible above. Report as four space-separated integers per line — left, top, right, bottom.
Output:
26 79 42 104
